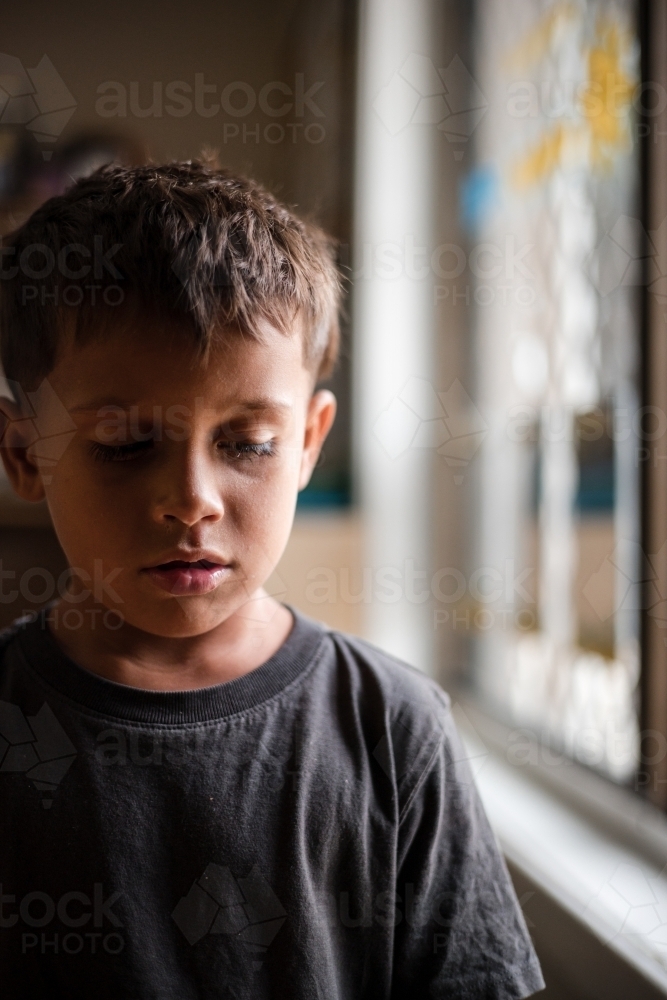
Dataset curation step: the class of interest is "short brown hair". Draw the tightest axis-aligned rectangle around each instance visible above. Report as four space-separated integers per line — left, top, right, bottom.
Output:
0 160 342 392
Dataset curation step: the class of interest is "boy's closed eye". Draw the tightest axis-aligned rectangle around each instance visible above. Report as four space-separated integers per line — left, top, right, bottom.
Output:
87 438 277 463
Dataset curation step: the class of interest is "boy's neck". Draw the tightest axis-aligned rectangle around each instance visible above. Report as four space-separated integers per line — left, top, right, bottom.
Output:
46 591 294 691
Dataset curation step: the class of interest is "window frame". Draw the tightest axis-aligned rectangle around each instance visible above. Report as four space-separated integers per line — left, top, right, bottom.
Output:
640 0 667 809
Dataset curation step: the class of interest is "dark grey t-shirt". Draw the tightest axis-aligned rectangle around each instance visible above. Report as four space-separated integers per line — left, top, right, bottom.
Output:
0 606 544 999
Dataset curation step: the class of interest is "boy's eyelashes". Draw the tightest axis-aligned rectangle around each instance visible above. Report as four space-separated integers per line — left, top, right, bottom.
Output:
89 440 153 463
87 438 277 463
218 440 276 460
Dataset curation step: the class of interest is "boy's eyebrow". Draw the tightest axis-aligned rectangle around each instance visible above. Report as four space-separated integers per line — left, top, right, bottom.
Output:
68 396 294 414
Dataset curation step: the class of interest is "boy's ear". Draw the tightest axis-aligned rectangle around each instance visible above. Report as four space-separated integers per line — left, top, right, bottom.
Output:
0 397 46 503
298 390 337 491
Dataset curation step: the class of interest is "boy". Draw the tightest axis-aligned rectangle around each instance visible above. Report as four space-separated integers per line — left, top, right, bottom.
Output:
0 161 544 998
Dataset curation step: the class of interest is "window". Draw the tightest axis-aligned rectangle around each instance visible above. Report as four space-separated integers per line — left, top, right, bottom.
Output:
467 0 645 783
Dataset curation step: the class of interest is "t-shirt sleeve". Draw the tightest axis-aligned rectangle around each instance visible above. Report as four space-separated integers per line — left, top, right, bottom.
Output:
390 698 545 999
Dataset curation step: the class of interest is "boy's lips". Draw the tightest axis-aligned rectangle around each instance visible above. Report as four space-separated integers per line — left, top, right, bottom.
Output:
142 552 233 596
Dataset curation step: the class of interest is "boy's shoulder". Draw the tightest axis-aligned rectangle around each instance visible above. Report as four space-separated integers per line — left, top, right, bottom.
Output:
311 617 456 797
324 621 450 714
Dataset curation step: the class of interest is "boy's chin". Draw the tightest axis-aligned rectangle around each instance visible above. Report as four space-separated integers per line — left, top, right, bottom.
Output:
123 593 246 638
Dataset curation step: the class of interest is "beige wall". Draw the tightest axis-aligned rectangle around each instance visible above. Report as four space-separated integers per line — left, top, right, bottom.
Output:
272 512 364 635
1 0 354 227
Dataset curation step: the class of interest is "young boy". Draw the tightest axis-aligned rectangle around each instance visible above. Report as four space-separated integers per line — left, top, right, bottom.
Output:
0 161 544 998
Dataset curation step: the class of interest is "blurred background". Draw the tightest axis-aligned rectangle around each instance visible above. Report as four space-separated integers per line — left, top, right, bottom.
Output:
2 1 667 996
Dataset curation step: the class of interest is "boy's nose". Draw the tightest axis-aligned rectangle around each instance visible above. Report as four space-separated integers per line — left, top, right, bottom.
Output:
151 451 225 527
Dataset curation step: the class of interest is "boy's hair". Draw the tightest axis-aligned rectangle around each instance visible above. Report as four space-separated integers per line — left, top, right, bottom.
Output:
0 160 342 392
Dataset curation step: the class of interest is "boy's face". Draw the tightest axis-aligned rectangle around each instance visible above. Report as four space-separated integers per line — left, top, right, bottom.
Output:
0 317 335 637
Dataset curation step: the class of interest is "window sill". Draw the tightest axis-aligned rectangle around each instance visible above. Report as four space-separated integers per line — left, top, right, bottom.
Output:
455 696 667 996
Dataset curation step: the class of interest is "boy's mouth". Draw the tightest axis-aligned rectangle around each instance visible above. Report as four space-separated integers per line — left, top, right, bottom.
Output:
142 557 231 596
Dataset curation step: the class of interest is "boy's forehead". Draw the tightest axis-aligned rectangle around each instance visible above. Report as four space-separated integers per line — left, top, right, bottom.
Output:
51 313 311 413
